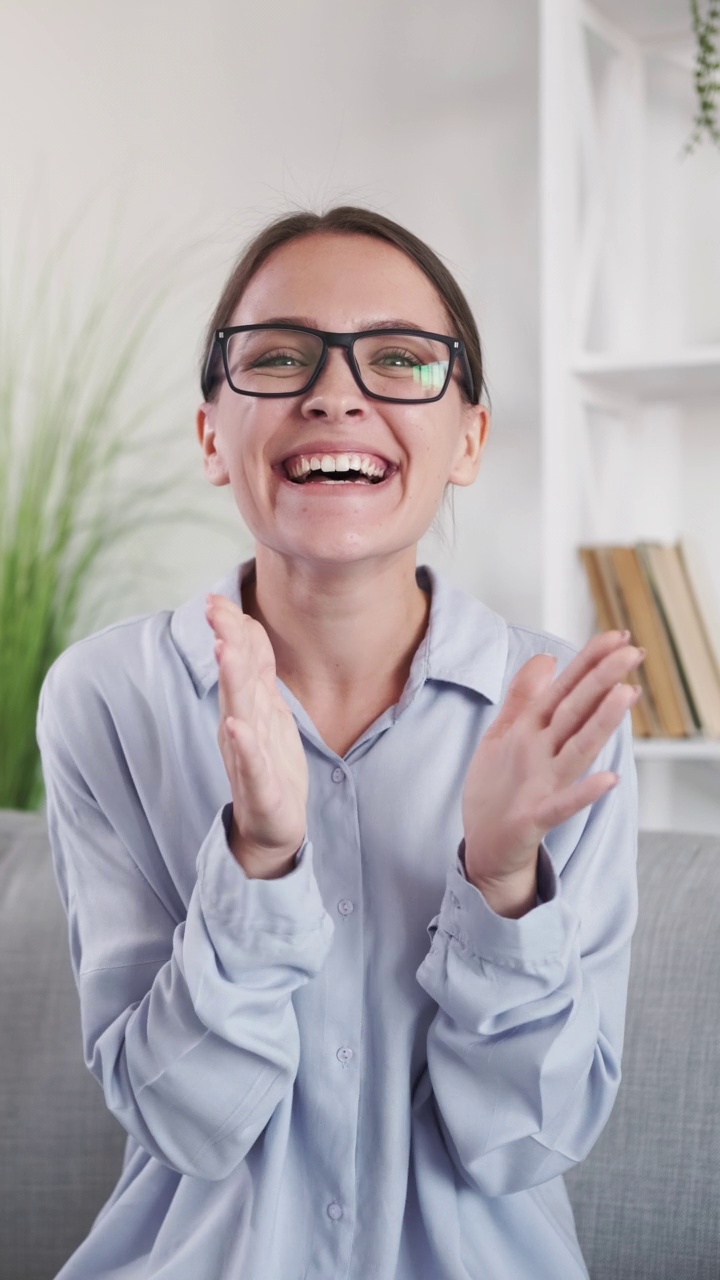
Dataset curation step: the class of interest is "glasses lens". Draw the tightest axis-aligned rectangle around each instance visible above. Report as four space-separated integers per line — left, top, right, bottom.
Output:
354 332 450 399
225 328 324 393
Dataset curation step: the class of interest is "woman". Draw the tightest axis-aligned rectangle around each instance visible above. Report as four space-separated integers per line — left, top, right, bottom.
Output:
37 205 643 1280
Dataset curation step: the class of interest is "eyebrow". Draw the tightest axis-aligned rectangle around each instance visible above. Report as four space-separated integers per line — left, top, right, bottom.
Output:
254 316 434 332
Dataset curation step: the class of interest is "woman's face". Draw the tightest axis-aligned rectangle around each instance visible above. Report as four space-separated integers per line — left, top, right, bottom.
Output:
197 231 490 567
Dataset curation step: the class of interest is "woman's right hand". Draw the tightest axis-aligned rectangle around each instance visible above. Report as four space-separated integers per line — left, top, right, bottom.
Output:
206 594 308 875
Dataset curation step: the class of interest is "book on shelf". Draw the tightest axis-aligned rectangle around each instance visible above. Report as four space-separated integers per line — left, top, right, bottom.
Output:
637 542 720 739
608 544 693 737
677 536 720 693
578 546 658 737
578 541 720 740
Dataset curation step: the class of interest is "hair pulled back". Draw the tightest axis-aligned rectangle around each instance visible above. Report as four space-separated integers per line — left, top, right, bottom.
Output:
199 206 486 407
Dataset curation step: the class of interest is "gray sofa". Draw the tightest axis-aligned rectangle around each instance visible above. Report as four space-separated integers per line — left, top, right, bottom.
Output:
1 808 719 1280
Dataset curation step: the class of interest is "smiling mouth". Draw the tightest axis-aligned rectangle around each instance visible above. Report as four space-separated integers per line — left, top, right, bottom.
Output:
277 463 397 487
286 472 384 485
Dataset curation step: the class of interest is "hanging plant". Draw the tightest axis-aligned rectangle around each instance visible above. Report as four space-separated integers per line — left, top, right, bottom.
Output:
685 0 720 154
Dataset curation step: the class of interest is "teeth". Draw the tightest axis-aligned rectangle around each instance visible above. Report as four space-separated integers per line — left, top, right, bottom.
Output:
284 452 389 481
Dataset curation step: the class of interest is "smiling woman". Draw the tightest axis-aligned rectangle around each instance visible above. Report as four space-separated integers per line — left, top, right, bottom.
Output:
36 204 641 1280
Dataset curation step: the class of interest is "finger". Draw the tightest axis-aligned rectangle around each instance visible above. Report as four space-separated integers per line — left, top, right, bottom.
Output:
216 638 255 718
535 630 631 727
207 597 247 635
491 654 558 735
535 770 620 831
544 643 645 754
209 598 277 674
212 613 262 674
226 716 266 777
215 639 232 722
215 634 254 717
553 682 640 786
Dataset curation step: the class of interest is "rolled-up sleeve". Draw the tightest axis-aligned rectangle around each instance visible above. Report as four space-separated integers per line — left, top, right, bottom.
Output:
414 709 638 1197
36 663 335 1183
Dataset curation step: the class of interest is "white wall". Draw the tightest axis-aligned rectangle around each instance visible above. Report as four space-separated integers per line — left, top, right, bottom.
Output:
0 0 540 635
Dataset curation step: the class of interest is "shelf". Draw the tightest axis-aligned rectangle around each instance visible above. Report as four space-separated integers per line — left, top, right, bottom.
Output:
633 739 720 762
572 348 720 400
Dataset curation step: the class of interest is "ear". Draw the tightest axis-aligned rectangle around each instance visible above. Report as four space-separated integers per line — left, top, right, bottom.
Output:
196 403 230 487
448 404 491 487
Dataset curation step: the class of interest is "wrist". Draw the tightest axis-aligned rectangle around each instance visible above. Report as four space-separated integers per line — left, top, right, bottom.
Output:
465 851 540 918
229 823 303 880
231 839 299 879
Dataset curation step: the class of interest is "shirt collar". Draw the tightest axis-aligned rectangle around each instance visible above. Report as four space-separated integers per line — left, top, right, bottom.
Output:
169 555 508 706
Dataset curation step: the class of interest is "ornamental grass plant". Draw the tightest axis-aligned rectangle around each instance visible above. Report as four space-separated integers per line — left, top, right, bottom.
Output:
0 212 233 812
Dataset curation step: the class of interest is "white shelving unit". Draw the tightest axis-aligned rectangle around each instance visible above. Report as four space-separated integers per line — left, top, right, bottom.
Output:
540 0 720 832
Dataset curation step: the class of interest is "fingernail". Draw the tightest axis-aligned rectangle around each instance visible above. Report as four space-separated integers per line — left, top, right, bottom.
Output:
620 629 631 642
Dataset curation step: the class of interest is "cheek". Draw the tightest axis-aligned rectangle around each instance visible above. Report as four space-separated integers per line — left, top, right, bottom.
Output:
408 415 458 478
216 403 268 466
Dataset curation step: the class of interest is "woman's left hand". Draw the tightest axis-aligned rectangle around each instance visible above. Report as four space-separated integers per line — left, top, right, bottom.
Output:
461 630 645 910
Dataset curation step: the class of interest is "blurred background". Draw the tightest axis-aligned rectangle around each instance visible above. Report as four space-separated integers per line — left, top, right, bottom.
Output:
0 0 540 623
1 0 720 827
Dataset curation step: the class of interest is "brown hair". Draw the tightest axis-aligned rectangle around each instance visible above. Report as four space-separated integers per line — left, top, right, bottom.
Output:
199 205 486 408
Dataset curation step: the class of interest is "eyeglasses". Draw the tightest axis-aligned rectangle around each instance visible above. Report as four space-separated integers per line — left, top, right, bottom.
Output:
202 323 476 404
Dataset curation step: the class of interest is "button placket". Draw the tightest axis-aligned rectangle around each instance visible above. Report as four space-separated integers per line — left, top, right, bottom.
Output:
315 755 358 1258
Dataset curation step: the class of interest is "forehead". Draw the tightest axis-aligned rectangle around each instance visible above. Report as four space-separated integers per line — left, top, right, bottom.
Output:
231 232 451 332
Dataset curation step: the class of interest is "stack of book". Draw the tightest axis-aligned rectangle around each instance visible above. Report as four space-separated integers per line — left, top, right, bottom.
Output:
578 539 720 739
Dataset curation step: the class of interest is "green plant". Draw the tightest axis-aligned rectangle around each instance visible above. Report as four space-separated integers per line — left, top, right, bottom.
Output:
0 214 237 812
685 0 720 154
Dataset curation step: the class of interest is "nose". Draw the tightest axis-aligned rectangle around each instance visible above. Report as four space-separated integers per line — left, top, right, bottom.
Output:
300 345 368 418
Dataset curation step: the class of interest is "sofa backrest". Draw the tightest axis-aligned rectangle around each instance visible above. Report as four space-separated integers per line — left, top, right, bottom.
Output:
1 810 719 1279
0 807 127 1280
565 828 720 1280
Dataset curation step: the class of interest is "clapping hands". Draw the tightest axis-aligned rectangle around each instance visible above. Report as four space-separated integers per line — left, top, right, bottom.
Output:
206 594 308 877
461 630 645 914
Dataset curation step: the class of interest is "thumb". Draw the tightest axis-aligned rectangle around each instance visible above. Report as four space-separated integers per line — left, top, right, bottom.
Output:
492 653 558 732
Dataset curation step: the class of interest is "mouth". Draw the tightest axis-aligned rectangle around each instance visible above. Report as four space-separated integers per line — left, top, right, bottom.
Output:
274 467 399 496
274 450 397 488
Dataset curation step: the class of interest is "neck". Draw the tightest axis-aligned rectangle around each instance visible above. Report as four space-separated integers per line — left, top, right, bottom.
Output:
242 546 431 711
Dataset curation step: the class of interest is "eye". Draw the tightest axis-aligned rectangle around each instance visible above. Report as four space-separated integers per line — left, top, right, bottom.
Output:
250 348 311 369
370 346 422 368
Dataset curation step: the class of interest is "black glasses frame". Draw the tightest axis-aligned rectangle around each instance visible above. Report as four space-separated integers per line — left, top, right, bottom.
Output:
202 323 477 405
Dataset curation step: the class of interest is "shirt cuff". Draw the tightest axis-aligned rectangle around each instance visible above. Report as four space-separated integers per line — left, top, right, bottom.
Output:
457 838 557 908
439 838 578 967
196 803 327 934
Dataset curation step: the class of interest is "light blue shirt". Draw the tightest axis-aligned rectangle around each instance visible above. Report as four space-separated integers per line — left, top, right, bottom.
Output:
36 555 638 1280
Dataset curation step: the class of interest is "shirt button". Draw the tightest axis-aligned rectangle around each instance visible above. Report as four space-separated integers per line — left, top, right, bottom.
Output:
338 899 354 916
331 766 344 782
336 1045 354 1066
327 1201 343 1221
